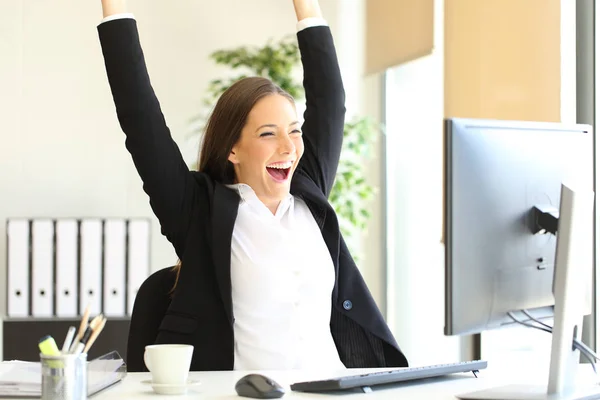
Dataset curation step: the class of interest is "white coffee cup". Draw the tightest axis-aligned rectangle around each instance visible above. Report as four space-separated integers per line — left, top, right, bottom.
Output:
144 344 194 385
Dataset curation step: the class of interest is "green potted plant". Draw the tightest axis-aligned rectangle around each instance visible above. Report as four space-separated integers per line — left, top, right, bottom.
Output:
191 35 378 259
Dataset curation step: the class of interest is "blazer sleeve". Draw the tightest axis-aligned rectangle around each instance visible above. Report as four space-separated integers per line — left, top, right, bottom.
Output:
97 19 196 252
296 26 346 198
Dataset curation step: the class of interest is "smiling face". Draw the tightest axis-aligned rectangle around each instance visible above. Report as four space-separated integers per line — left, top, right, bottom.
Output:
228 94 304 210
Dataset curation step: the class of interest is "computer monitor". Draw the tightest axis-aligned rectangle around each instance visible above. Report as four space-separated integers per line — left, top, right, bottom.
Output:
444 118 593 337
444 118 596 399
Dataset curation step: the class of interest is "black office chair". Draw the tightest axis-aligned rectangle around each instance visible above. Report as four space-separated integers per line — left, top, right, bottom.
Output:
127 266 177 372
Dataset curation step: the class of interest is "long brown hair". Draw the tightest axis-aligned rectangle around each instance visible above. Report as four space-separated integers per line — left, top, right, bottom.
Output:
170 77 295 292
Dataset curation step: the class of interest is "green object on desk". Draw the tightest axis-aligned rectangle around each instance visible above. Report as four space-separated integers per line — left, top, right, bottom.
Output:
38 335 61 357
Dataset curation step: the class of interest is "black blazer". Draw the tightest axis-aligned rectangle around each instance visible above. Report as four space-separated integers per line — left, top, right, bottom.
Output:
98 18 408 371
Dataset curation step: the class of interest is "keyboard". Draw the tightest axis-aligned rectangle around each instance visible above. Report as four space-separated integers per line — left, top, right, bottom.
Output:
290 360 488 393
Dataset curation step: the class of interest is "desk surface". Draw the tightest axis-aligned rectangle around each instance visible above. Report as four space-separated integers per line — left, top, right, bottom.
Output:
93 363 599 399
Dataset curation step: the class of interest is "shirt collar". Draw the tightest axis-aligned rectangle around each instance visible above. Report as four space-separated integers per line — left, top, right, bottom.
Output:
225 183 294 219
225 183 254 201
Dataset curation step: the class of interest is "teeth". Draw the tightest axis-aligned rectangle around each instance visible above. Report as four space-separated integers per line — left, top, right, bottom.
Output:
267 161 293 169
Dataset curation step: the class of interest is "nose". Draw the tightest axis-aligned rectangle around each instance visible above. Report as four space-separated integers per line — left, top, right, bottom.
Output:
278 134 295 155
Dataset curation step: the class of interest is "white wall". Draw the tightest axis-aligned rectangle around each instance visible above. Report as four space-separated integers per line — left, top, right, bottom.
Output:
0 0 387 352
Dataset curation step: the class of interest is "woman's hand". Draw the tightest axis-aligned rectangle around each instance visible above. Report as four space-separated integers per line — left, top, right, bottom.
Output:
293 0 323 21
101 0 127 18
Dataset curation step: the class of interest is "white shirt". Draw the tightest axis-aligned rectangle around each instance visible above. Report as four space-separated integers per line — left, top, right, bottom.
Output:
226 184 344 370
100 13 344 370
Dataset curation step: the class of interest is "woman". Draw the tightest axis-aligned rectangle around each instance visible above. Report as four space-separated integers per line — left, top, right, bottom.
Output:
98 0 408 371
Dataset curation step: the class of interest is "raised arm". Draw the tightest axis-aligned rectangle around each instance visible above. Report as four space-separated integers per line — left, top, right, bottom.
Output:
98 0 196 253
293 0 346 197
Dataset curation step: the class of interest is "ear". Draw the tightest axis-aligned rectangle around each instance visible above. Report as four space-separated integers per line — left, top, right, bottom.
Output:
228 148 239 164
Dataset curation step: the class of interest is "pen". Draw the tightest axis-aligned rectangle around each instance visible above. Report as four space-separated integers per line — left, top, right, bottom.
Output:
72 328 93 356
39 335 63 371
61 326 76 354
39 335 61 356
69 305 91 353
84 317 107 354
70 312 103 354
72 315 104 355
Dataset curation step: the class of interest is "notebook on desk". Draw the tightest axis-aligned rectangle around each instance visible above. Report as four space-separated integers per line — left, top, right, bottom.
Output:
0 351 126 398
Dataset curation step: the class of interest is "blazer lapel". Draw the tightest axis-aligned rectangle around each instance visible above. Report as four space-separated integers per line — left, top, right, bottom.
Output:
211 183 240 326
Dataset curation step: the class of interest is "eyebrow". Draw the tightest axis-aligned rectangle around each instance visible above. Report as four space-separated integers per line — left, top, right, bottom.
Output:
255 121 300 133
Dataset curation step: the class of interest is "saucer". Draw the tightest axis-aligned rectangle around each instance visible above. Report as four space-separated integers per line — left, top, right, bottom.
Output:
141 379 201 395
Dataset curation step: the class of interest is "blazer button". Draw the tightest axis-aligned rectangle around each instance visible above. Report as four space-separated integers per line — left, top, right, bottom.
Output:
343 300 353 310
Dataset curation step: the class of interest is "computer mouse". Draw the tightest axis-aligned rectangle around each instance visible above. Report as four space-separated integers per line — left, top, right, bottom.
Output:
235 373 285 399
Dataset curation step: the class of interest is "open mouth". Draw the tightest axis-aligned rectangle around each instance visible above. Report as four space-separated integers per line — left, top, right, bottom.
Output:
266 161 293 183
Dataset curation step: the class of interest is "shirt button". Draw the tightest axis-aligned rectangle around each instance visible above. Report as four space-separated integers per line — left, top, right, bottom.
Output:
343 300 353 310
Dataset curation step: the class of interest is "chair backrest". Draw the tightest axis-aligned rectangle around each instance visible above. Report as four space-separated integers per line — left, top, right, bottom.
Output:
126 266 176 372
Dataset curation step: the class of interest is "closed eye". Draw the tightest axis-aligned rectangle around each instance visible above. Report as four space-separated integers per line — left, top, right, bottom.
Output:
290 129 302 135
259 132 275 137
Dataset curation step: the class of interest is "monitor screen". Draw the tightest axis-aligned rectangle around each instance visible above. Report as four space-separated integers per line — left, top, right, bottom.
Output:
443 118 593 336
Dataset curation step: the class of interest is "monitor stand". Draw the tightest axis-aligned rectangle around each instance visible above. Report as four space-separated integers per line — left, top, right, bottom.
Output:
457 184 598 400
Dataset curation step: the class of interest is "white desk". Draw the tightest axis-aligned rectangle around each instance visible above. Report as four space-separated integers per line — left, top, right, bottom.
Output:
92 363 599 399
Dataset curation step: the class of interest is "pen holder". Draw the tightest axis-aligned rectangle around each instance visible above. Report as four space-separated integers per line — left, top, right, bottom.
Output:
40 353 87 400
